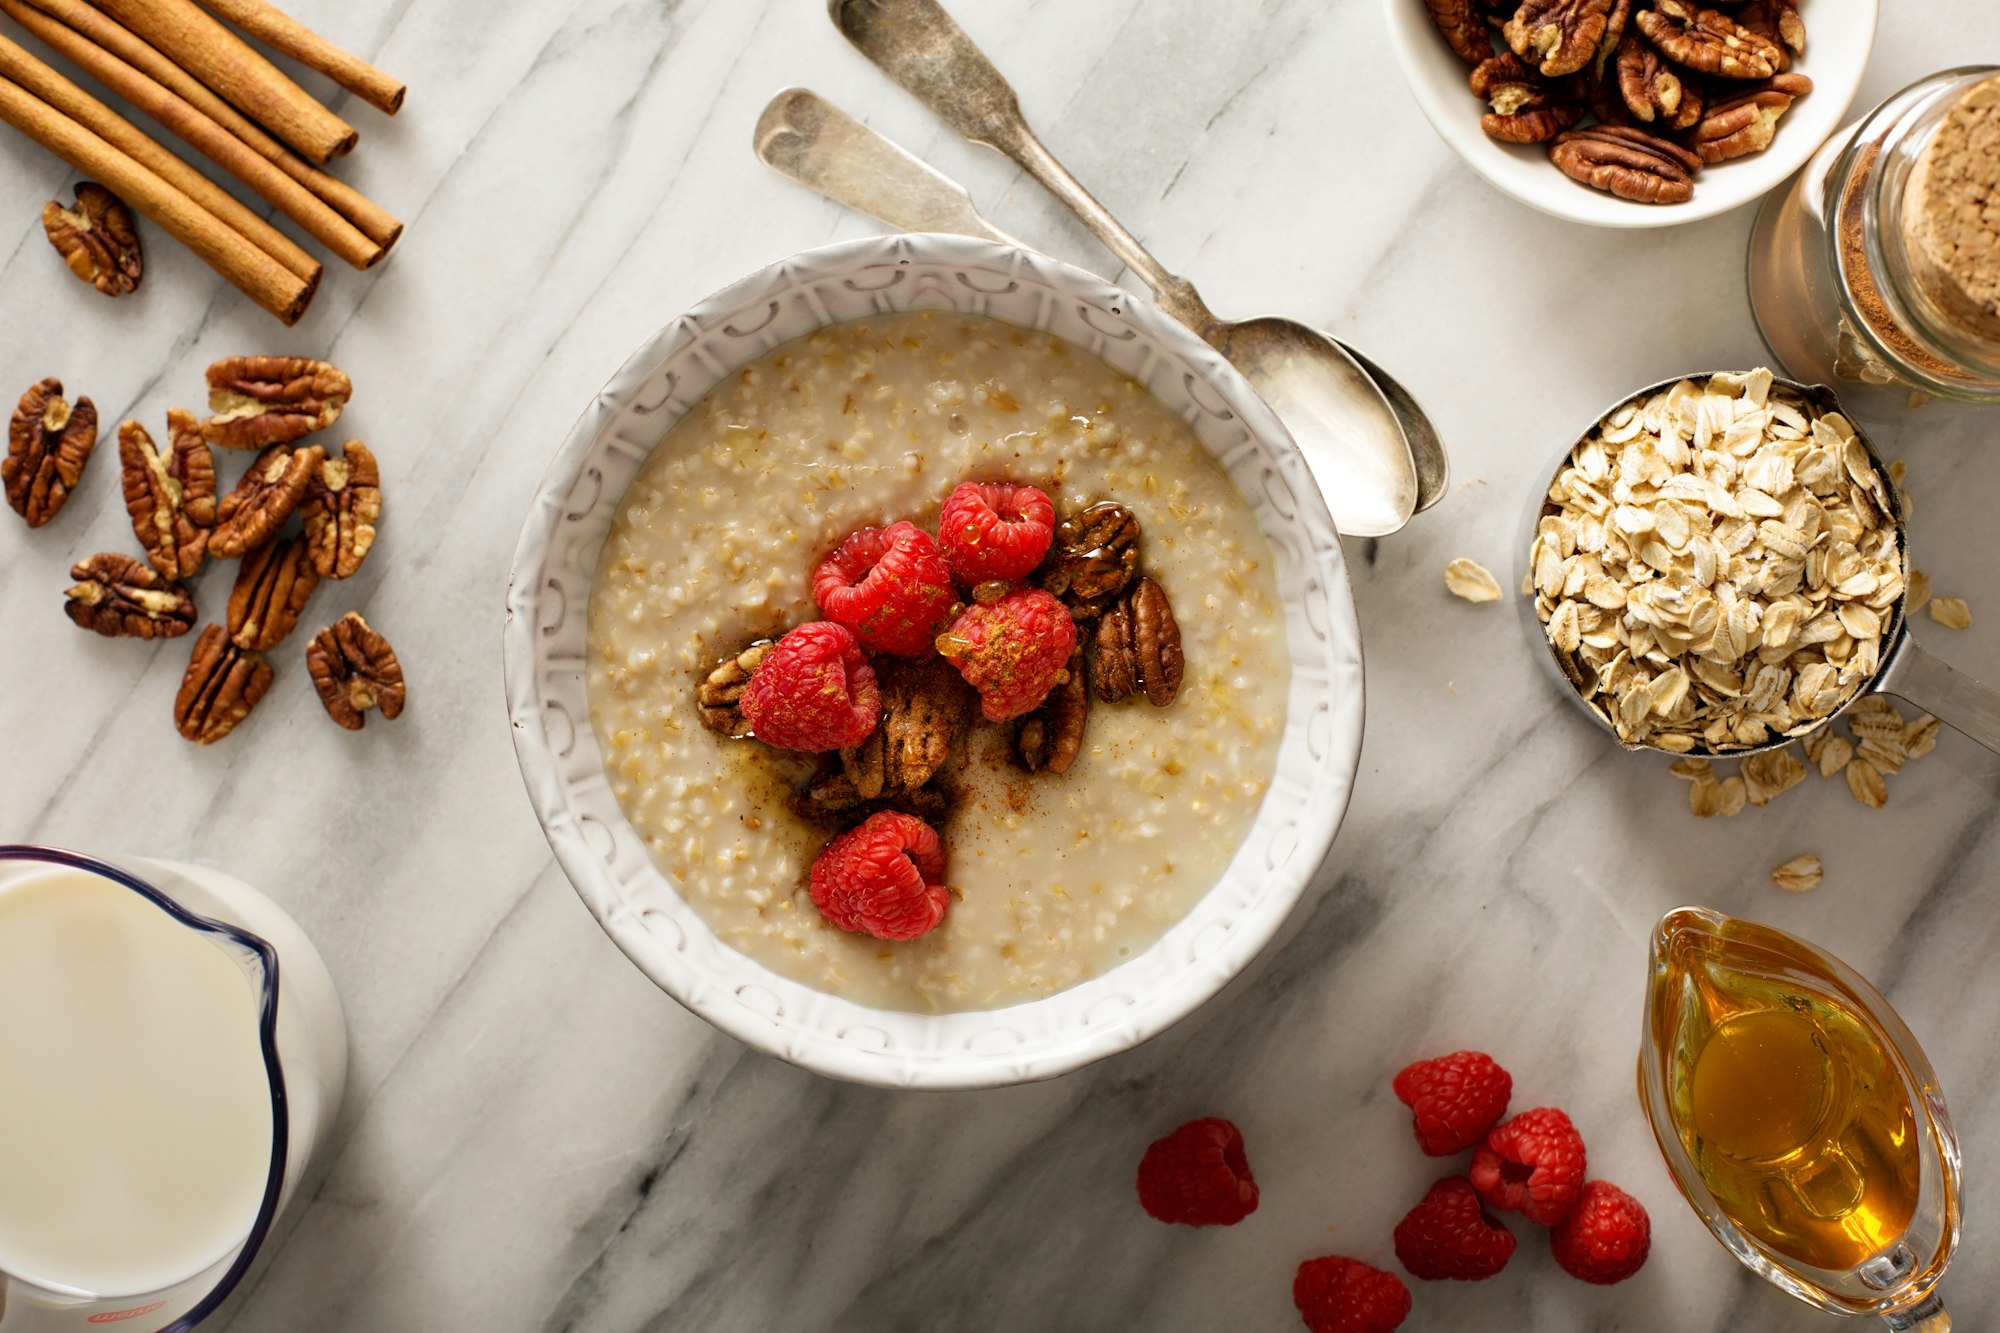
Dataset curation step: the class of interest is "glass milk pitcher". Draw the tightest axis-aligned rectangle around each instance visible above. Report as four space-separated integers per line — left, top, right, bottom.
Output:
0 848 347 1332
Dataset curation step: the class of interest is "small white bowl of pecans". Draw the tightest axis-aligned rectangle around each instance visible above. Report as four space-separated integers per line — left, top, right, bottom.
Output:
1385 0 1879 225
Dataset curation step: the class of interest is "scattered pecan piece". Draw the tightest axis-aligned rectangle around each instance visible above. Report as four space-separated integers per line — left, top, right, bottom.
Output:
119 410 216 580
1426 0 1494 65
839 655 975 798
305 612 406 730
1503 0 1613 77
64 553 194 640
5 378 97 528
300 441 381 579
174 624 274 744
1616 31 1701 129
1549 124 1702 203
1015 647 1088 775
1040 501 1140 616
1634 1 1780 80
226 535 319 651
696 640 774 738
1689 74 1810 163
210 442 324 559
1471 53 1583 143
41 183 142 297
1092 577 1185 707
200 356 351 450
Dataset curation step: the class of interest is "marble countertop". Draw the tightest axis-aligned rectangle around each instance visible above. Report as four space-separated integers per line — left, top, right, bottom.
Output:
3 1 1998 1329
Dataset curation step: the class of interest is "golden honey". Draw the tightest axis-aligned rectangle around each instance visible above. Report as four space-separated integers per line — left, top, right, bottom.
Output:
1650 918 1922 1273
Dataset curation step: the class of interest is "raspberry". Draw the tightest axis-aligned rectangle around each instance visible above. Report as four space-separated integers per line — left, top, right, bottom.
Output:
935 588 1075 721
738 622 880 752
937 481 1055 584
1292 1256 1411 1333
1550 1181 1651 1285
1135 1117 1258 1226
807 811 949 941
1469 1107 1587 1227
1392 1050 1513 1156
812 521 956 656
1392 1177 1517 1281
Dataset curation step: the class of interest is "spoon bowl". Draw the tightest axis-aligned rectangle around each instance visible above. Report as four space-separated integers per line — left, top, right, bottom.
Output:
1208 315 1423 535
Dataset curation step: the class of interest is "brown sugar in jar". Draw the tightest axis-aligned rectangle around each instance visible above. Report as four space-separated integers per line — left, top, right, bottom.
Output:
1749 68 2000 412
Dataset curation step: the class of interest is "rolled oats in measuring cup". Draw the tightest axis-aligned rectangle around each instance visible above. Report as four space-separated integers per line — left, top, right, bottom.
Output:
1749 67 2000 415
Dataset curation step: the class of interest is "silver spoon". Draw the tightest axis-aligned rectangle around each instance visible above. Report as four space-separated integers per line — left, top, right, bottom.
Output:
754 88 1451 520
822 0 1446 537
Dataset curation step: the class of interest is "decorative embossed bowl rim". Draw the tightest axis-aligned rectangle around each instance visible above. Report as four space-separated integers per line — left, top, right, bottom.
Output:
504 234 1364 1089
1384 0 1879 228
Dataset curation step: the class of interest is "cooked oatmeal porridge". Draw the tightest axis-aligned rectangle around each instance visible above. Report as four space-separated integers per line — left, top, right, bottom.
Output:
587 311 1288 1012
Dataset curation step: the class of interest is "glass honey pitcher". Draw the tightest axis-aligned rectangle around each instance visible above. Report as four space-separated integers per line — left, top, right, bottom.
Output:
1640 907 1959 1328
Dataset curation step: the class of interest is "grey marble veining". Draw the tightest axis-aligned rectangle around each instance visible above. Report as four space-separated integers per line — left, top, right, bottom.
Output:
2 1 1998 1329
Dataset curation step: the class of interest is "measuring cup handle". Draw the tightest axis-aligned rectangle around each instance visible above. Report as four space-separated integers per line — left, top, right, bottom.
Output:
1876 633 2000 756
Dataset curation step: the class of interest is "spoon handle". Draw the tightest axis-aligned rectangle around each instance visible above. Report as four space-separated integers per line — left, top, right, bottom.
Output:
827 0 1213 327
754 88 1016 245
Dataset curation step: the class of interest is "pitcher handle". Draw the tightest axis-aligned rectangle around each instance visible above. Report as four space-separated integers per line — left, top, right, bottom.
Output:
1876 633 2000 756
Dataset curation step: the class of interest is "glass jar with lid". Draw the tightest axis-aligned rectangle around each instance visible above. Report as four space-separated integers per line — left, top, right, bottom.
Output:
1749 66 2000 416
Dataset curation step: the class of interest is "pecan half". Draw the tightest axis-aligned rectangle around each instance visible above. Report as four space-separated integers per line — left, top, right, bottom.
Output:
696 640 774 738
299 441 381 579
1616 31 1702 129
1015 647 1088 775
210 442 324 559
175 624 274 744
1426 0 1494 65
797 767 953 831
200 357 350 450
64 553 194 640
1689 75 1810 163
1503 0 1613 77
119 410 216 580
1471 53 1584 143
226 535 319 651
1040 501 1140 616
1549 125 1702 203
41 183 141 297
5 378 97 528
1634 1 1780 80
1092 577 1185 707
1736 0 1803 60
839 655 975 798
305 612 406 730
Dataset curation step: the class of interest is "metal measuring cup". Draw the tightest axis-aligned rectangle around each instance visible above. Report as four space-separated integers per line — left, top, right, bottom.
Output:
1520 371 2000 759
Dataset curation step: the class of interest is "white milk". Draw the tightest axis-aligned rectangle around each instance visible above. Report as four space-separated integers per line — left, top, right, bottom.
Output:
0 865 274 1298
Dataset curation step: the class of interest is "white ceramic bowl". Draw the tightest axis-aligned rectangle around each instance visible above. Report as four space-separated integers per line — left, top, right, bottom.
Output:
1384 0 1878 227
503 234 1365 1089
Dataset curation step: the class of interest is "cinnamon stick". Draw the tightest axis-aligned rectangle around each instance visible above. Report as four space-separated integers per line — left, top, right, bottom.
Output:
93 0 355 165
14 0 400 248
0 74 314 321
0 0 381 268
0 29 318 280
192 0 403 115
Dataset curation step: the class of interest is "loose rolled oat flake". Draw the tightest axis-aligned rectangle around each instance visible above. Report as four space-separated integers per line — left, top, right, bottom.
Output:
1445 557 1503 603
1771 854 1824 893
1929 597 1972 630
